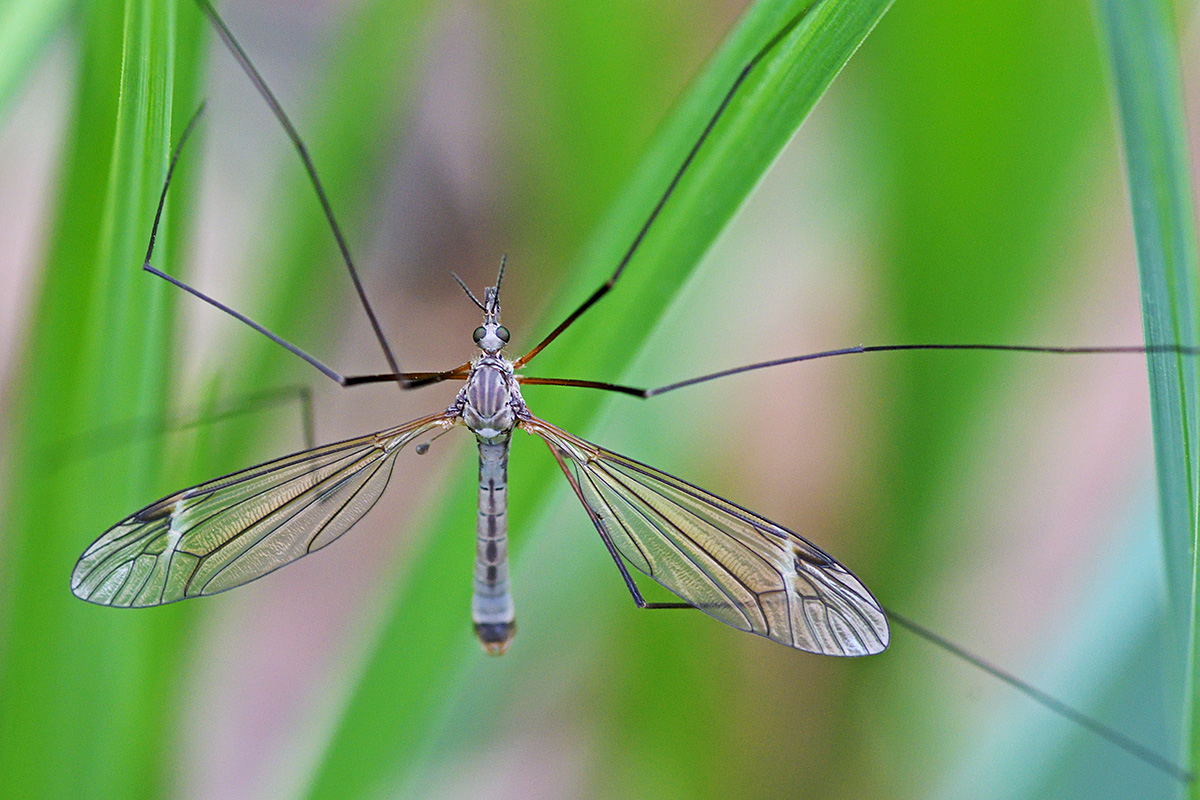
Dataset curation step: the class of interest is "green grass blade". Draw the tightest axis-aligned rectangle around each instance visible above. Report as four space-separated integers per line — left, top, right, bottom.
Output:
1096 0 1200 632
0 1 203 796
1093 0 1200 785
3 0 438 794
300 1 893 797
0 0 72 118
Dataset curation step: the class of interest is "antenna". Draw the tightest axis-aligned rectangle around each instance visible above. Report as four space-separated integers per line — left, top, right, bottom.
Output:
491 254 507 312
451 271 486 311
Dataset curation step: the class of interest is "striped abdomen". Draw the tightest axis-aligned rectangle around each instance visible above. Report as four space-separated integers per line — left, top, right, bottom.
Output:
472 440 514 654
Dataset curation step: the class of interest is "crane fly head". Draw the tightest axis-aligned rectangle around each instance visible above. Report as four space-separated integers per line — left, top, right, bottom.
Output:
458 255 510 355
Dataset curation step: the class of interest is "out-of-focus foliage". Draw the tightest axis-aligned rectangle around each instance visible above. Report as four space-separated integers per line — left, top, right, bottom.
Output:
0 1 1194 799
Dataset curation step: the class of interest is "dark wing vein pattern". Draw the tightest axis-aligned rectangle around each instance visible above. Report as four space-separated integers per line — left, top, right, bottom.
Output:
522 416 888 656
72 413 455 607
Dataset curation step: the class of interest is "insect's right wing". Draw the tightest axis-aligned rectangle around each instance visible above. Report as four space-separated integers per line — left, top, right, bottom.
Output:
522 415 888 656
71 412 458 607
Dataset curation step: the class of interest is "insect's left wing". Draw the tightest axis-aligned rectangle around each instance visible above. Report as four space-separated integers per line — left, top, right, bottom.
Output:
521 415 888 656
72 412 457 607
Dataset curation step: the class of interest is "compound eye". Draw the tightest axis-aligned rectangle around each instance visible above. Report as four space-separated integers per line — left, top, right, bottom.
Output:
496 326 510 343
472 326 486 343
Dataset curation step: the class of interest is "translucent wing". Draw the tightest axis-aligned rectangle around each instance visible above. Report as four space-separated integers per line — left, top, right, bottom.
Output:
521 415 888 656
72 412 457 607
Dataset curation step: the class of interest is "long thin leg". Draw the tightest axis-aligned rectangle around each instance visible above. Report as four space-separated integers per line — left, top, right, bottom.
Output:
597 527 693 611
886 608 1193 784
517 376 646 397
545 440 690 610
50 384 316 469
192 0 411 387
541 403 1190 777
145 103 461 390
343 364 471 387
519 342 1200 398
513 1 825 369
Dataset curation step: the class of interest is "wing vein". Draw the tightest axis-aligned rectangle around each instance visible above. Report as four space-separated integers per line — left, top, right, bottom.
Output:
575 461 654 572
305 457 389 554
594 461 763 629
73 413 452 606
179 447 373 560
195 451 387 595
520 413 888 655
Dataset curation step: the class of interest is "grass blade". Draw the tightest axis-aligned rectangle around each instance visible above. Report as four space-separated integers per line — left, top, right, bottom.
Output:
0 1 203 796
1095 0 1200 633
1093 0 1200 788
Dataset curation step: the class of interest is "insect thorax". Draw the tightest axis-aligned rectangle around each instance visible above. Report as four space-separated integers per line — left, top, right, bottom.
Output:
460 356 523 443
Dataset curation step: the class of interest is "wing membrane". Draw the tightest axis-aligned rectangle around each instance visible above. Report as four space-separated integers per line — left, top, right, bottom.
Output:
522 415 888 656
72 412 456 607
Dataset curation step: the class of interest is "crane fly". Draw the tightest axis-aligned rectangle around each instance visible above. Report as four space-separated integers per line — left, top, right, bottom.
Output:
67 0 1196 781
71 264 889 657
70 0 888 658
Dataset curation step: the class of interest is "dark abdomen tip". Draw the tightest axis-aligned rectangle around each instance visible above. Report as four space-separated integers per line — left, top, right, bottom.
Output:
474 621 517 656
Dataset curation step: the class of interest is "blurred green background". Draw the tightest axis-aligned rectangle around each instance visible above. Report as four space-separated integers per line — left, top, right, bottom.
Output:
1 0 1197 798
